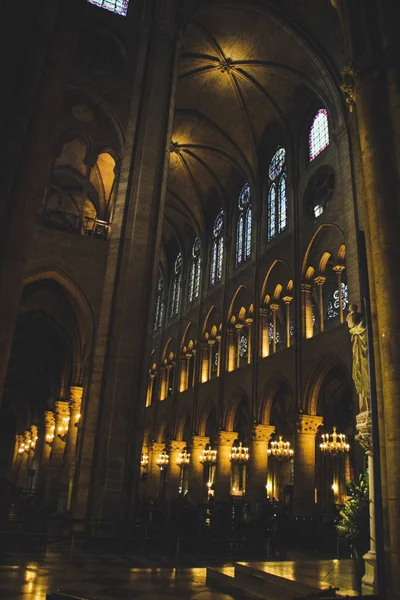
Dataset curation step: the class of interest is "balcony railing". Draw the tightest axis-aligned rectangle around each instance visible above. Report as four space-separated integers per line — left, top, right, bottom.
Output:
40 209 110 241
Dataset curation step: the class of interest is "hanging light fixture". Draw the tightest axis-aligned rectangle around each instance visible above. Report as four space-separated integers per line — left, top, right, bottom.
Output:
230 441 249 464
57 416 70 443
268 436 294 461
156 449 169 470
45 426 55 447
199 446 217 464
176 448 190 466
320 426 350 456
141 453 149 468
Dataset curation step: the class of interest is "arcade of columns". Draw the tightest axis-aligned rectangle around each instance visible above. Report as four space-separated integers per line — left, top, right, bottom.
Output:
9 387 83 513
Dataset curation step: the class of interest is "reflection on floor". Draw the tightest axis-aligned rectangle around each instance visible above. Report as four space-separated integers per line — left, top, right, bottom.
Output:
0 557 255 600
238 560 358 597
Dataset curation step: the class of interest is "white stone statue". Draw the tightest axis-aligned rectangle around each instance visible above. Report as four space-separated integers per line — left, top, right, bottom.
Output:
346 304 370 413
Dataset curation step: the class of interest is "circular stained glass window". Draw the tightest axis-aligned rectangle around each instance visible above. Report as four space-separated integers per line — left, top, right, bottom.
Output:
269 147 286 181
213 210 224 237
174 252 182 274
239 183 251 209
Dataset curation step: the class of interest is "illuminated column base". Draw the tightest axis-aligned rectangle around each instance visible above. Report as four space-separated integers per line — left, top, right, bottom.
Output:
166 440 186 500
189 436 209 503
247 425 275 505
214 431 237 502
44 401 69 510
293 414 323 517
356 411 377 594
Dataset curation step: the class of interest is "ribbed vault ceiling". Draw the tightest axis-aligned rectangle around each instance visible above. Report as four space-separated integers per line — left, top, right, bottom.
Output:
164 3 340 255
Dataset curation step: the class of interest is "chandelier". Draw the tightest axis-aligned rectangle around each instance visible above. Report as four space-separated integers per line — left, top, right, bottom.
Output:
268 436 294 461
176 448 190 466
199 446 217 464
320 427 350 456
230 442 249 464
141 453 149 468
156 450 169 470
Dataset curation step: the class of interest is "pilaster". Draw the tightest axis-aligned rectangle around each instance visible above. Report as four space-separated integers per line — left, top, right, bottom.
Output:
293 414 323 517
214 431 237 502
247 425 275 505
189 436 209 503
166 440 186 499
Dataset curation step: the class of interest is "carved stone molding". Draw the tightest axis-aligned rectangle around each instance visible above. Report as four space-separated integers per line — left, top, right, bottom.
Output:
190 436 210 450
55 400 70 418
356 410 373 454
70 386 83 409
252 425 276 443
296 414 323 434
150 442 165 455
217 431 238 447
44 411 55 431
168 440 187 453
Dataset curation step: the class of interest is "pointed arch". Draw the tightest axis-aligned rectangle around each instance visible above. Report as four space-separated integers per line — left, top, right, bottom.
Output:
224 386 251 432
259 374 292 425
197 398 217 436
303 354 352 416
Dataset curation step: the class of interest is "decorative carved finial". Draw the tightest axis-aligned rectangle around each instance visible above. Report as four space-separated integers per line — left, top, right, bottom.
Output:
341 63 359 112
219 57 233 73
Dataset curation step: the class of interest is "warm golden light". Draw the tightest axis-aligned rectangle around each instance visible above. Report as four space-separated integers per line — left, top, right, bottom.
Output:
141 453 149 468
320 427 350 456
230 442 249 464
156 450 169 470
268 436 294 460
176 448 190 466
199 446 217 464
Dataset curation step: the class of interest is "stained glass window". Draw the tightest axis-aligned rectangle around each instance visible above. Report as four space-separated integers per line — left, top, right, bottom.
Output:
154 275 164 332
87 0 129 16
239 334 248 359
236 183 252 267
212 350 219 374
327 282 349 320
210 210 224 286
170 253 182 318
188 237 201 304
268 148 287 241
309 109 329 161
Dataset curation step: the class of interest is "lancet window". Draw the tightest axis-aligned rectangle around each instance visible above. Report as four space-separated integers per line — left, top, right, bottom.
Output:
154 275 164 332
87 0 129 16
210 210 224 286
268 147 287 241
309 109 329 161
170 253 182 319
236 184 252 267
188 237 201 304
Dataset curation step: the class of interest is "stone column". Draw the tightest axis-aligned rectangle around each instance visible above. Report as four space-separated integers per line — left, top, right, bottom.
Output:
293 414 323 517
37 411 55 496
45 400 69 510
259 308 270 357
247 425 275 506
235 324 243 368
18 431 31 489
314 277 326 333
59 386 82 513
189 436 209 503
282 297 293 348
208 340 215 380
200 342 209 383
12 434 23 486
179 355 187 392
166 440 186 500
159 366 168 401
146 372 155 407
215 338 221 377
226 329 236 372
214 431 237 502
147 442 164 500
246 319 253 363
356 411 377 594
301 283 313 339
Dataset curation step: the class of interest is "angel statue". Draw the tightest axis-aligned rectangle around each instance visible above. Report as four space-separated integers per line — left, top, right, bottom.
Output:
346 304 370 413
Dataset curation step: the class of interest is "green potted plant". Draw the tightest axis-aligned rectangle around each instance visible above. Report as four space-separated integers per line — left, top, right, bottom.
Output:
336 473 370 594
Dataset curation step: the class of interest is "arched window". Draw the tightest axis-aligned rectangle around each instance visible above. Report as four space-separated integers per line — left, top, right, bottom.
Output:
210 210 224 286
309 109 329 161
154 275 164 332
326 281 349 321
236 183 252 266
268 147 287 241
88 0 129 16
188 237 201 304
170 253 182 319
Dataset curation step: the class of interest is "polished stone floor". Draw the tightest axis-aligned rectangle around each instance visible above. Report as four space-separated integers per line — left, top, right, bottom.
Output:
0 557 255 600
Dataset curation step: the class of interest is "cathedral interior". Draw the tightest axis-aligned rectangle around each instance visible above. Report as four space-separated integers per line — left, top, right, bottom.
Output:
0 0 399 598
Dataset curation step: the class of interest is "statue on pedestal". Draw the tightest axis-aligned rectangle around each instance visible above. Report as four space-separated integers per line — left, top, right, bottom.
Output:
347 304 370 413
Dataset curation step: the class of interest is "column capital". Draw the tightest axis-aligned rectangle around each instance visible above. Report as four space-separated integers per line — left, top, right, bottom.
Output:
355 410 373 454
191 435 210 450
333 264 345 273
270 303 280 312
55 400 70 417
245 317 253 325
251 424 276 443
301 283 312 293
168 440 187 453
44 411 55 430
296 414 323 434
259 307 268 317
235 323 244 330
216 430 237 447
282 296 293 305
150 441 165 454
314 276 326 286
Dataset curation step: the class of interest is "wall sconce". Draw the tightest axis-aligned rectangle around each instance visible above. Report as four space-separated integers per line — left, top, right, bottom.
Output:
74 413 81 428
57 416 70 443
156 450 169 470
45 427 55 447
